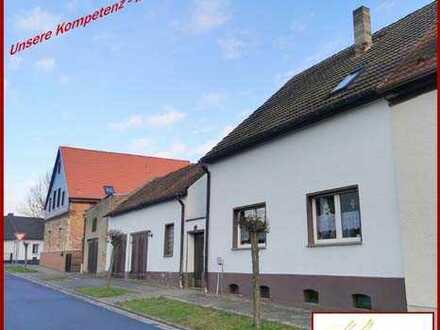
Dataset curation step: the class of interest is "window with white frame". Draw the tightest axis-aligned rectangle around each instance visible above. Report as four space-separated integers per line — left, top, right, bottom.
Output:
308 186 361 245
233 204 267 248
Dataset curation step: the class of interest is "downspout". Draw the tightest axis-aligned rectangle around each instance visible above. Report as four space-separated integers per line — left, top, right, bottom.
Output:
177 195 185 289
201 164 211 293
81 214 87 273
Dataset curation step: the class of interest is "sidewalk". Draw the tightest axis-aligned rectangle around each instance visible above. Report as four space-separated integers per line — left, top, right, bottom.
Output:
9 265 310 329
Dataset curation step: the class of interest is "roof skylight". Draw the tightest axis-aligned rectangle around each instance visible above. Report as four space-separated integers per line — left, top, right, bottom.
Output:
103 185 115 196
332 69 361 93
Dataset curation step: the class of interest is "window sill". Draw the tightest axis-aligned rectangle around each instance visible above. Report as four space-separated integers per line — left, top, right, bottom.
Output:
232 246 267 251
307 240 362 248
163 254 173 258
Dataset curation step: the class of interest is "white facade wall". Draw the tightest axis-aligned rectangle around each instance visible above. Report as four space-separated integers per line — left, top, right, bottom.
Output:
390 90 437 311
107 176 207 274
185 175 207 220
183 175 207 273
4 240 44 262
207 100 404 278
107 201 181 273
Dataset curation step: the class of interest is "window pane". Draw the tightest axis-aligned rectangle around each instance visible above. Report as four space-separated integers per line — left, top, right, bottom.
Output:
237 205 266 245
255 206 266 244
255 207 265 221
165 224 174 256
340 191 361 238
240 224 250 245
316 196 336 239
258 231 266 244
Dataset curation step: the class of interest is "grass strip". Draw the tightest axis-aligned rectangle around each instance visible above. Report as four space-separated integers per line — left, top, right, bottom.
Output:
76 286 130 298
5 266 37 273
120 296 298 330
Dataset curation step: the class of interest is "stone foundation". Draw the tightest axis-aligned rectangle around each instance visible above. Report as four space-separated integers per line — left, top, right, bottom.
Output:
207 272 407 312
40 250 82 272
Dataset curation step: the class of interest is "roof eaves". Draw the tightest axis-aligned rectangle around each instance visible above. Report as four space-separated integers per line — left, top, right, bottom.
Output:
201 89 380 163
106 191 187 218
380 70 437 105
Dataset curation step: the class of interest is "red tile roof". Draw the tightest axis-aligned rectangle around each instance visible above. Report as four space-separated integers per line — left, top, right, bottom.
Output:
109 164 205 217
59 146 190 200
379 23 436 91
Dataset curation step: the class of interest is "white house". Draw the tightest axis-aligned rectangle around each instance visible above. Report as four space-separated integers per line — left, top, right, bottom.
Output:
200 3 436 312
4 213 45 264
106 164 208 288
378 23 437 312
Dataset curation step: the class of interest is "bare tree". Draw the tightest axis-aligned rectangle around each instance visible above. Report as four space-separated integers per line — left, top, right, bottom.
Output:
17 172 50 218
239 213 269 329
106 230 125 289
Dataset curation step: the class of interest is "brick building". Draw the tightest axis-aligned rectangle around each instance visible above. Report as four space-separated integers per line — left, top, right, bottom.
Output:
82 194 126 274
40 146 189 272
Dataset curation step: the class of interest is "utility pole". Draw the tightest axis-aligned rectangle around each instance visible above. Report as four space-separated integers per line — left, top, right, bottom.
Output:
23 242 29 268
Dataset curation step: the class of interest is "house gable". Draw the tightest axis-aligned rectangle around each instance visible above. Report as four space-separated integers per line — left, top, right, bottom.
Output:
44 150 70 219
43 146 191 220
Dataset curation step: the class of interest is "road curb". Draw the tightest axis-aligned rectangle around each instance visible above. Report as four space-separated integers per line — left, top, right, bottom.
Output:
7 271 307 329
6 272 187 330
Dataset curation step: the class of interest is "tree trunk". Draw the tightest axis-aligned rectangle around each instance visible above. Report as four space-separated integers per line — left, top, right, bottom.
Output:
106 245 116 289
250 231 261 329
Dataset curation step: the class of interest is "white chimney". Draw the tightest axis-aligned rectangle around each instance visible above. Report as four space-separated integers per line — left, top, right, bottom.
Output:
353 6 372 54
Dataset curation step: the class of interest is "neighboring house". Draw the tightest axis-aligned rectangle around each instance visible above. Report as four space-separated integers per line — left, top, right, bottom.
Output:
41 146 190 272
83 194 126 274
4 213 44 264
106 164 207 288
199 3 436 312
378 24 437 312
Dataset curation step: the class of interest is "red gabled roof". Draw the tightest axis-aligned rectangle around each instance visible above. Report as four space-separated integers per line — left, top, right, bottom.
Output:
59 146 190 200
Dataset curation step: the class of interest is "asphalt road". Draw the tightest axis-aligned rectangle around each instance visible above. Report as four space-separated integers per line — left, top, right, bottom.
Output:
5 274 165 330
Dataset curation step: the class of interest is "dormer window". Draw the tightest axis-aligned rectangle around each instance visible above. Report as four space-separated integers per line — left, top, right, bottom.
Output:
103 185 115 196
332 69 362 93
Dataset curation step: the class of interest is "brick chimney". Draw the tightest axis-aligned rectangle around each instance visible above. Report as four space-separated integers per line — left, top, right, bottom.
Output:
353 6 372 54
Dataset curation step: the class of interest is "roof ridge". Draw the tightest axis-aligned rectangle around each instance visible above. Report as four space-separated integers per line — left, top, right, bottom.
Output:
110 163 203 216
274 1 436 101
59 145 190 163
119 163 198 203
372 1 436 37
202 1 436 162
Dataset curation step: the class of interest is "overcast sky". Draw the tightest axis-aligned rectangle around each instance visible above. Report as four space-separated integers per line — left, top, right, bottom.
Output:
5 0 432 214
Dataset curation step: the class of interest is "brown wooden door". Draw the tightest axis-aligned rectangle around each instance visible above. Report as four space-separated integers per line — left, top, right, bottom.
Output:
112 235 127 277
193 233 204 287
131 232 148 279
87 238 98 274
65 254 72 272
